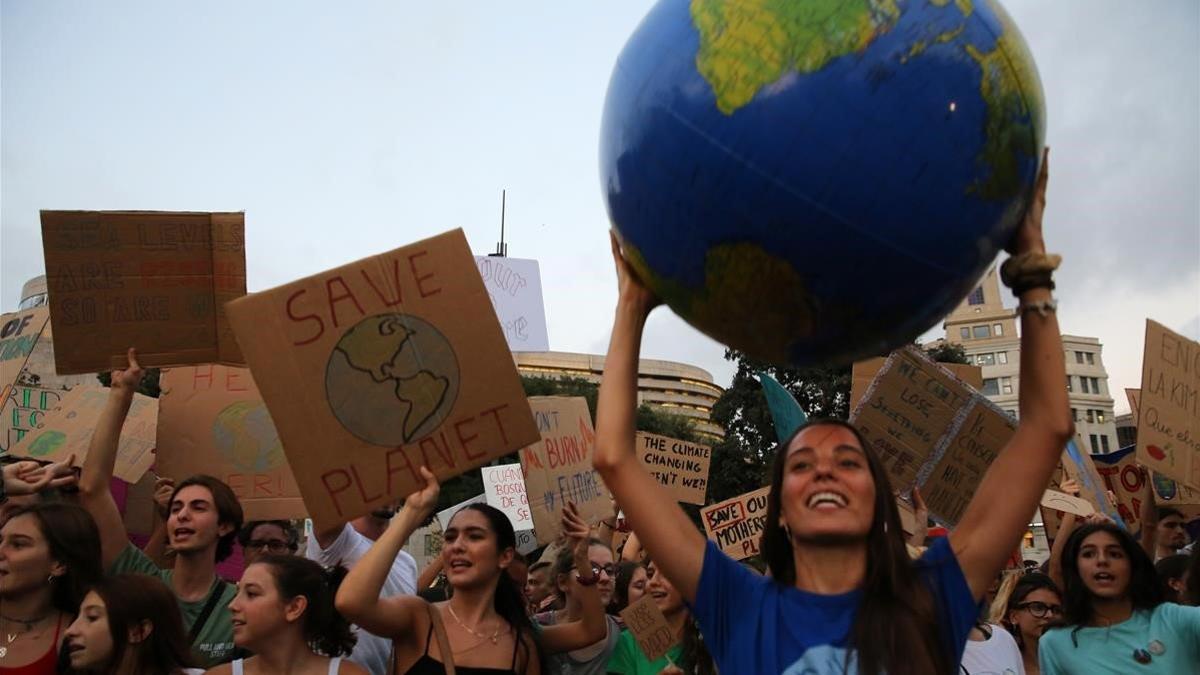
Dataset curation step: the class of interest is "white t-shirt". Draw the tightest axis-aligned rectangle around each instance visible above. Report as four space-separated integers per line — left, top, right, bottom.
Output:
959 624 1025 675
306 523 418 675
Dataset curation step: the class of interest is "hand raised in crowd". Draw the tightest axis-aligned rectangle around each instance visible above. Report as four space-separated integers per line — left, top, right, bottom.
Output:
1059 477 1081 497
110 347 145 393
610 230 661 317
399 465 441 521
1007 147 1049 255
562 501 591 559
153 475 176 519
912 485 929 525
3 455 78 495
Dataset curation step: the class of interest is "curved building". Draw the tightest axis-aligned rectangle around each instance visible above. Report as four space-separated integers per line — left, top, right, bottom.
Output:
513 351 725 440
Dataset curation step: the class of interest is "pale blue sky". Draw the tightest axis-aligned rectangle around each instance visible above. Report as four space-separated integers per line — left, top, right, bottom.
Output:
3 1 1198 406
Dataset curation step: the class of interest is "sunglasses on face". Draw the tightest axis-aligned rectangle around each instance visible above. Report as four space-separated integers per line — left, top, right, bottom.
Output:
1016 601 1062 618
246 539 293 553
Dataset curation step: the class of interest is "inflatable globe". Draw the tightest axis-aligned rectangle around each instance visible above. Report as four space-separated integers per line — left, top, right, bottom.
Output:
600 0 1045 366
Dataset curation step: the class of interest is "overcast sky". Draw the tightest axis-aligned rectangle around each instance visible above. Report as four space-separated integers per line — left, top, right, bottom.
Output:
3 1 1197 413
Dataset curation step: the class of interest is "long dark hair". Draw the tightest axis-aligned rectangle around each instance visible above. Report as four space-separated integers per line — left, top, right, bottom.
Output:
759 419 949 675
453 504 534 668
1186 548 1200 606
1001 572 1061 653
251 554 356 657
608 560 644 615
1060 522 1162 645
5 503 103 614
88 574 196 673
1155 554 1190 604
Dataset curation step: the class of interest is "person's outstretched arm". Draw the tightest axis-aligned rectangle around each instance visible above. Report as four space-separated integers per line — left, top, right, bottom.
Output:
907 487 929 549
336 467 439 638
593 234 707 604
539 503 609 652
1138 468 1158 558
416 556 444 590
78 348 143 568
950 151 1075 600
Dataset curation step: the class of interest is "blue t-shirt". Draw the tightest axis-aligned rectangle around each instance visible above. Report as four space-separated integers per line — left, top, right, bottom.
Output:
1039 603 1200 674
692 537 978 674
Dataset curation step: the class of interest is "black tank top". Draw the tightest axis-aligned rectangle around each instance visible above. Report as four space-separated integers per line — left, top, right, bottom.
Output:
401 621 522 675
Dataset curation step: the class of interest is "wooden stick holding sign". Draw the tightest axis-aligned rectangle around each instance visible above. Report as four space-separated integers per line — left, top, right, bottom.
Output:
619 595 677 663
225 229 540 530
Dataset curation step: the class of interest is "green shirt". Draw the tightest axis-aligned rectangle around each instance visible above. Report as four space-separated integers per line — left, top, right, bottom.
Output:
109 544 238 667
607 629 685 675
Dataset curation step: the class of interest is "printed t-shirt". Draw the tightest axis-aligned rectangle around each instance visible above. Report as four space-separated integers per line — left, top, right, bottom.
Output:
1039 603 1200 674
692 536 978 674
109 544 237 666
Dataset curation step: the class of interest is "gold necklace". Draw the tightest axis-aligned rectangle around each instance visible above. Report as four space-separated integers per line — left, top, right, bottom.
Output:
445 603 501 645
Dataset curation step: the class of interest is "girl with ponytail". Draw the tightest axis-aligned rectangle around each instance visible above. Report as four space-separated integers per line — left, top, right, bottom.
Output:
336 466 607 674
205 556 366 674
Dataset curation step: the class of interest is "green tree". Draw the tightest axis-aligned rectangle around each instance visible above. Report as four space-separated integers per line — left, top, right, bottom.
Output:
922 341 970 365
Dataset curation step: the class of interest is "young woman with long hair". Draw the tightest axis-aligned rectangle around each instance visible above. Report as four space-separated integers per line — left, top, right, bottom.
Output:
1039 522 1200 673
593 154 1075 674
607 561 647 619
535 540 622 674
206 555 366 675
1000 573 1062 675
606 560 714 675
337 467 607 674
64 574 200 674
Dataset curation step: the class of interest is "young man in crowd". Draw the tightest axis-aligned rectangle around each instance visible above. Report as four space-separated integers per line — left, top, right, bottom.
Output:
1155 506 1193 561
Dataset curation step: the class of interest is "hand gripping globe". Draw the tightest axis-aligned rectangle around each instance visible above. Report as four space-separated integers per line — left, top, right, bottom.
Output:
600 0 1045 366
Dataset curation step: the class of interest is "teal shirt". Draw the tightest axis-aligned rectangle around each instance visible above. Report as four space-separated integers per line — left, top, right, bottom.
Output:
1040 603 1200 674
606 629 684 675
109 544 238 667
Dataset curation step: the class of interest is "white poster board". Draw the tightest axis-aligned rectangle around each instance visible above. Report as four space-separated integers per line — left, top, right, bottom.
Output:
436 494 486 531
474 256 550 352
483 463 534 531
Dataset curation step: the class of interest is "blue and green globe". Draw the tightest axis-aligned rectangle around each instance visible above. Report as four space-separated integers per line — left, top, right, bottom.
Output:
601 0 1045 366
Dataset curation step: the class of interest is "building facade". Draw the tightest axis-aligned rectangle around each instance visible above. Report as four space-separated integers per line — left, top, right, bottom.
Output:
941 267 1119 454
513 351 725 440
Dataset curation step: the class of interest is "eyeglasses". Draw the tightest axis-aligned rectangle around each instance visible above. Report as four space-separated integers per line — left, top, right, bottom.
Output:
246 539 293 553
587 562 617 578
1015 601 1062 618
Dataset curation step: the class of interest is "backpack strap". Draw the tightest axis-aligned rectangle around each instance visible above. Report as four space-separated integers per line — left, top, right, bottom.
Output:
189 580 227 645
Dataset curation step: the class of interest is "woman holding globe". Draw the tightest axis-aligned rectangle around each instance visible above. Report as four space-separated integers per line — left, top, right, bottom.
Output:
592 152 1073 675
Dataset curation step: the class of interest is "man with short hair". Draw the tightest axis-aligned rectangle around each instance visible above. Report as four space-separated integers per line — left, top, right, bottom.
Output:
79 349 244 667
526 559 558 613
1155 507 1191 561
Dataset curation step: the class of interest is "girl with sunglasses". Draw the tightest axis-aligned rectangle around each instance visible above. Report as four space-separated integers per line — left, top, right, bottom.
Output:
535 541 622 674
1039 522 1200 673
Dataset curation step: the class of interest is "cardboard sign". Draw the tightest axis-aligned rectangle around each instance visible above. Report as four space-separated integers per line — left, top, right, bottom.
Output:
436 494 486 531
850 356 982 411
0 308 50 405
483 463 534 531
1136 320 1200 489
2 385 66 455
700 487 770 560
474 256 550 352
1126 389 1141 422
122 473 160 537
155 365 305 520
619 595 677 663
1040 490 1094 517
515 529 539 555
851 347 1017 525
634 432 711 505
519 397 610 544
9 383 156 483
1092 446 1155 536
225 229 539 530
39 211 247 374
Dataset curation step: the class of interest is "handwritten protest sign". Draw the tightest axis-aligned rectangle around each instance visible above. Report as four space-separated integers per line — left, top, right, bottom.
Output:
40 211 247 374
1126 389 1141 421
9 383 156 482
483 463 534 531
0 308 50 406
225 229 539 530
156 365 304 520
474 256 550 352
700 487 770 560
851 356 981 411
1040 490 1094 517
852 347 1016 525
634 432 711 505
1136 320 1200 489
619 595 677 663
519 397 609 544
1092 447 1156 537
1 385 65 455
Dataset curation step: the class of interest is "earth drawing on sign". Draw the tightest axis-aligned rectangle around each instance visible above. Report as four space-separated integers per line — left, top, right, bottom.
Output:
26 430 67 457
213 400 285 473
325 313 460 446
